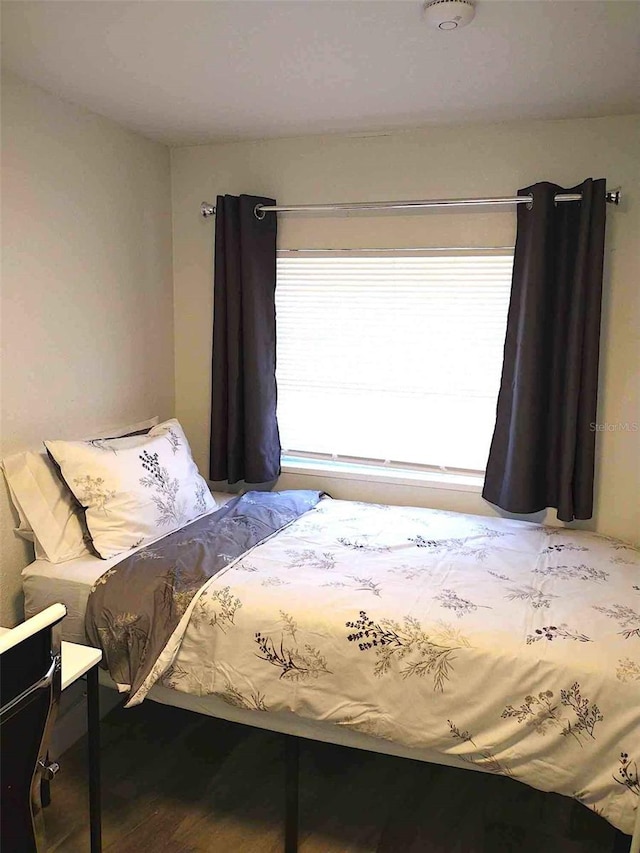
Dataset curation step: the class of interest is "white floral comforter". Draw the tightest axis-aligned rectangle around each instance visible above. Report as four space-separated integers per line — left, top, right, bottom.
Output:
146 498 640 834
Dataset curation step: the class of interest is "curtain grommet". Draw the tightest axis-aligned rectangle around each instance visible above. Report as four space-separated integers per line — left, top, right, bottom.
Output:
526 194 534 211
254 205 266 221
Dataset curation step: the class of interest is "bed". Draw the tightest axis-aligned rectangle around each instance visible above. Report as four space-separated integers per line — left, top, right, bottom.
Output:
22 489 640 849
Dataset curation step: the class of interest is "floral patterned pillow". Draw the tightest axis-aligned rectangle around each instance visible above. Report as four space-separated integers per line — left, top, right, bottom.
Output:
44 419 217 559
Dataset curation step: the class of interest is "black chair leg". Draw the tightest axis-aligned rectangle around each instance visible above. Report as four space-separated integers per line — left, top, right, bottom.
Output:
39 753 60 810
86 666 102 853
285 735 299 853
40 775 51 809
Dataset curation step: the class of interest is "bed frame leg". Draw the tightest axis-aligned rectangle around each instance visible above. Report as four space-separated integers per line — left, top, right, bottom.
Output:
285 735 299 853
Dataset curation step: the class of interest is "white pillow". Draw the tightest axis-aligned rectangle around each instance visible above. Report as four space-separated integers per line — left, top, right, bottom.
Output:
44 419 217 559
1 417 159 563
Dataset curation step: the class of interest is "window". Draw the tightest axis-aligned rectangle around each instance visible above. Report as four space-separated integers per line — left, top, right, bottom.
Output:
275 251 513 475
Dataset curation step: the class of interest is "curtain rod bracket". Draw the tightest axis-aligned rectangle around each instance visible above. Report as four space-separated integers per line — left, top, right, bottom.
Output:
201 201 267 218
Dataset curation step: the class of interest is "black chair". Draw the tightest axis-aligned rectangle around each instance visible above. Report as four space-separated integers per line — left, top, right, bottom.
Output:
0 603 66 853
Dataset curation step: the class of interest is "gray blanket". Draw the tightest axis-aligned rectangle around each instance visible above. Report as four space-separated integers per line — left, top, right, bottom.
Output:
85 490 323 699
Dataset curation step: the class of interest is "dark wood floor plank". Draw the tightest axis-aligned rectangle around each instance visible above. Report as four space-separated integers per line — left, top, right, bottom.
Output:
43 701 618 852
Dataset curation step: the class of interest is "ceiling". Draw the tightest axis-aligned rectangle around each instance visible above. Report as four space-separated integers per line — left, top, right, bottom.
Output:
2 0 639 146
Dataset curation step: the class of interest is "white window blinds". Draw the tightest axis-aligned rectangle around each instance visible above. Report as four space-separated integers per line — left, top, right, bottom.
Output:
275 252 513 472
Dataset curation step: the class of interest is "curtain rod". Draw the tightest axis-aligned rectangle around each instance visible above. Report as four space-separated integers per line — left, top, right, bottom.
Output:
278 246 514 253
200 189 622 220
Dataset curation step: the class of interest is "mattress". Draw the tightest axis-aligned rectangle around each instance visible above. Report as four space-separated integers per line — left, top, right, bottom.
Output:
22 491 237 644
23 551 115 644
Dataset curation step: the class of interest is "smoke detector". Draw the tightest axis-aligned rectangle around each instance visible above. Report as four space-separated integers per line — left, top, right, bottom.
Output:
424 0 475 30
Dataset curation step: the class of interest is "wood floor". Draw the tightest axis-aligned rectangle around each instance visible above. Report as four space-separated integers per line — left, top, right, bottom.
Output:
44 699 620 853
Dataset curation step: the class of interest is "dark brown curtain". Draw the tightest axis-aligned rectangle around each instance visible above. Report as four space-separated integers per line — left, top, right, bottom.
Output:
483 179 606 522
209 194 281 484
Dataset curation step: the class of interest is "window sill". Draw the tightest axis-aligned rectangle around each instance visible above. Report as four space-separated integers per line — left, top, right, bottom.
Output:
281 456 484 494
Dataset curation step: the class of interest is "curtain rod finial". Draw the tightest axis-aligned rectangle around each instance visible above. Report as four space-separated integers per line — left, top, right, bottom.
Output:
201 202 216 218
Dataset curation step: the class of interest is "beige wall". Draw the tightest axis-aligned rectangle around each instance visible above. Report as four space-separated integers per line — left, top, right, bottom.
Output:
1 74 175 625
171 114 639 544
2 94 636 625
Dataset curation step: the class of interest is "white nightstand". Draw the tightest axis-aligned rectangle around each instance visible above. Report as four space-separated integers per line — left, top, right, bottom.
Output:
57 640 102 692
0 628 103 852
